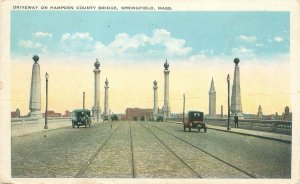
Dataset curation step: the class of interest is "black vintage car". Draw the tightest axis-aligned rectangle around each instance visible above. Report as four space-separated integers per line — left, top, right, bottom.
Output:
183 111 206 132
71 109 92 128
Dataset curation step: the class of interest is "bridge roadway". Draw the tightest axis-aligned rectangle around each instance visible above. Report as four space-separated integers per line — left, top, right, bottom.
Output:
11 121 291 178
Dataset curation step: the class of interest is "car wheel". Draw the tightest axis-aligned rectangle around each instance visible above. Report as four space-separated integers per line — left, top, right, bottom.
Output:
189 127 191 132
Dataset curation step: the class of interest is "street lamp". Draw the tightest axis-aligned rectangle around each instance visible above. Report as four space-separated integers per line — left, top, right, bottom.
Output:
44 72 49 129
183 94 185 124
83 91 85 109
227 74 231 130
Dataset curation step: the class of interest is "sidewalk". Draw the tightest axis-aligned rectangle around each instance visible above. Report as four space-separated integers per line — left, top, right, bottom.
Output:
11 120 102 137
207 124 291 143
169 121 291 143
11 121 70 137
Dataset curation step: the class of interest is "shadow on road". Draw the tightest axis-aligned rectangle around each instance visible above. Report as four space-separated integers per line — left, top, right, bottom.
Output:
174 129 206 133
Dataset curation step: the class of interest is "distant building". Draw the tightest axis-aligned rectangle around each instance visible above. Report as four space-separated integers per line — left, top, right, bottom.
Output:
63 110 71 117
282 106 292 121
257 105 263 118
43 110 62 117
125 108 153 121
11 108 21 118
117 114 127 121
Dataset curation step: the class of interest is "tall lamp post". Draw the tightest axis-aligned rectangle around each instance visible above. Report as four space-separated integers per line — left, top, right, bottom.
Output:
44 72 49 129
83 91 85 109
227 74 231 130
183 94 185 124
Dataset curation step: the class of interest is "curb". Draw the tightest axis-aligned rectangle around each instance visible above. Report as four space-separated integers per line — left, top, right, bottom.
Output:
208 126 291 144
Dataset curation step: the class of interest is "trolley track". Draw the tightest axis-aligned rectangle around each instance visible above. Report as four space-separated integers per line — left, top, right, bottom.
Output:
146 122 256 178
140 122 202 178
74 124 120 178
129 121 136 178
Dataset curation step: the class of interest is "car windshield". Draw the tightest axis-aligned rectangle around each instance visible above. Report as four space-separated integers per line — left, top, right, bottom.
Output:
189 112 203 121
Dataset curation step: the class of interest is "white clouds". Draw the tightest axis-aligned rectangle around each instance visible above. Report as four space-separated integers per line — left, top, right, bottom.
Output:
18 39 48 53
18 39 42 49
274 36 283 43
108 33 149 52
231 46 255 57
60 32 95 52
238 35 257 43
90 29 192 60
255 43 264 47
105 29 192 57
35 32 53 38
18 40 33 48
61 32 94 42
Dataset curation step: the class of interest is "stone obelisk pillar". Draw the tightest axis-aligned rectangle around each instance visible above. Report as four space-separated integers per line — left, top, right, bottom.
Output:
29 55 42 118
163 60 170 120
221 105 223 119
93 59 101 120
257 105 263 118
231 58 244 118
104 78 109 120
153 80 158 120
209 77 216 117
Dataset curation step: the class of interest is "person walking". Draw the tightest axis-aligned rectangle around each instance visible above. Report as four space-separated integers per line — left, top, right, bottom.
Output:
234 114 239 128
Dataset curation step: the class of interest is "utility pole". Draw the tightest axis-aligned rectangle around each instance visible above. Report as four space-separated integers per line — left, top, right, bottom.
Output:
83 91 85 109
44 72 49 129
183 94 185 123
227 74 231 130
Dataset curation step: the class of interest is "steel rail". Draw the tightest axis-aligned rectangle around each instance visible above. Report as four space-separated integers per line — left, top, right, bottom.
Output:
147 122 256 178
140 122 202 178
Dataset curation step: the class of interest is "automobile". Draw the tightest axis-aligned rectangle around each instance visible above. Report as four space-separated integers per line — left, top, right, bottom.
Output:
111 114 118 121
183 111 206 132
156 116 163 122
71 109 92 128
103 115 109 121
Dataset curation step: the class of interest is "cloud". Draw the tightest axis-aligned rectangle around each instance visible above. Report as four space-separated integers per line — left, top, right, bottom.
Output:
18 39 42 49
18 39 48 53
255 43 264 47
84 29 192 61
61 32 94 42
35 32 53 38
60 32 95 52
108 33 149 52
231 46 255 57
238 35 257 43
274 36 283 43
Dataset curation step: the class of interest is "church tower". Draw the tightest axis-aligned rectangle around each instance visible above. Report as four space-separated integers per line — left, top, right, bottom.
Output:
209 78 216 117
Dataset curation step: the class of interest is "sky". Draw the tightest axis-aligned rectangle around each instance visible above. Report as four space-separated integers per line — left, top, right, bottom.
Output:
10 11 290 115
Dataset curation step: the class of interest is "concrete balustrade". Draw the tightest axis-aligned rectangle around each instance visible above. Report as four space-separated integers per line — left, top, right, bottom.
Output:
11 117 71 137
167 117 292 135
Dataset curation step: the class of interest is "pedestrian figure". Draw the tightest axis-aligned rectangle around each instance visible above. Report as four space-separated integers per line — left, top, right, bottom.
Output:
234 114 239 128
111 124 112 129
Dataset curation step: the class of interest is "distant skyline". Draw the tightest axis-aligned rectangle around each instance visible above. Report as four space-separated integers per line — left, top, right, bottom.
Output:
10 11 290 115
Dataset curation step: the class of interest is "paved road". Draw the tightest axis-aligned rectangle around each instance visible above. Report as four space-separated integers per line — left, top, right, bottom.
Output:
11 121 291 178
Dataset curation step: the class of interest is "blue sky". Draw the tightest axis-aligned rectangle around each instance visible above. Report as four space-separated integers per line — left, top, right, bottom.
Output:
11 11 289 61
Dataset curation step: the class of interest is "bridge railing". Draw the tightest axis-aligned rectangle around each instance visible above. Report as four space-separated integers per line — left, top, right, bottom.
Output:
168 117 292 135
11 117 71 130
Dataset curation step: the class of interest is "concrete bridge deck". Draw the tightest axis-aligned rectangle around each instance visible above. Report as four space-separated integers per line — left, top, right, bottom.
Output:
11 121 291 178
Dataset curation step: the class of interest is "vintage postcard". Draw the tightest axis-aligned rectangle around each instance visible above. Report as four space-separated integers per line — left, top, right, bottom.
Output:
0 0 300 184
